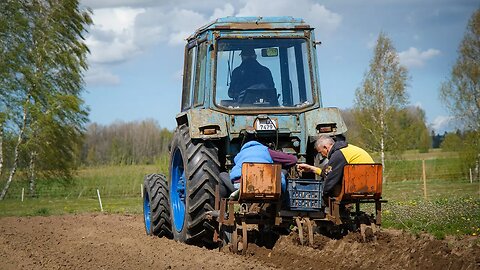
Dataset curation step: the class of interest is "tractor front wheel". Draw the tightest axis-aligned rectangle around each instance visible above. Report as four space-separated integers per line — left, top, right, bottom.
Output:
143 173 172 238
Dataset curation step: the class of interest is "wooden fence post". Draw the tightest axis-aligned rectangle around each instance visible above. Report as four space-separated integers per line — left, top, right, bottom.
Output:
422 159 427 200
21 188 24 202
470 168 473 184
97 189 104 212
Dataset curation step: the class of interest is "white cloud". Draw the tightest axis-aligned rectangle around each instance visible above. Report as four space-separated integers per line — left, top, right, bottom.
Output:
85 67 121 86
82 1 342 90
236 0 341 35
135 7 208 46
398 47 440 68
161 9 207 45
84 6 206 63
84 5 210 87
84 1 341 65
81 0 164 10
430 115 454 133
209 3 235 21
82 0 232 12
86 7 145 64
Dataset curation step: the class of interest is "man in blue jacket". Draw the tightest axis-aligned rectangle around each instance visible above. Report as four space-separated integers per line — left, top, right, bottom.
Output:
219 140 297 199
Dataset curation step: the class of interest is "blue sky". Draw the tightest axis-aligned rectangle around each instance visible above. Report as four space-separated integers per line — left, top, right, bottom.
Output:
80 0 478 133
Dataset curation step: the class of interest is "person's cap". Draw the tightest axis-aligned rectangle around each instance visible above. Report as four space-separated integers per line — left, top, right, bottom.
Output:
240 48 256 56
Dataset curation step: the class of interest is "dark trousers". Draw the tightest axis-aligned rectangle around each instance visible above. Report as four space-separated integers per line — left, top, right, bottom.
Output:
219 172 235 198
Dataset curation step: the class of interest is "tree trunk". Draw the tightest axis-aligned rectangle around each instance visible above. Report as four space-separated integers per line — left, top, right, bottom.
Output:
0 101 28 200
476 153 480 181
380 136 385 184
29 151 37 197
380 113 386 184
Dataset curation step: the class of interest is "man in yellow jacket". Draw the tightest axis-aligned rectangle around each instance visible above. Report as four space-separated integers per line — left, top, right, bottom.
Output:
297 135 374 196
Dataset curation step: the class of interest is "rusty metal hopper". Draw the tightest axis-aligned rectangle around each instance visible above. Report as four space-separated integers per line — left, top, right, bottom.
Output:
239 162 281 201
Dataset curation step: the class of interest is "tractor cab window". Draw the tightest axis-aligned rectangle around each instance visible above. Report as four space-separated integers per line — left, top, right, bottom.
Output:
215 38 313 109
181 43 197 112
193 42 207 107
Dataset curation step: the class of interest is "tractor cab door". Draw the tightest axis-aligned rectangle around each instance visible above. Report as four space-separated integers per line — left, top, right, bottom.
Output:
181 41 208 112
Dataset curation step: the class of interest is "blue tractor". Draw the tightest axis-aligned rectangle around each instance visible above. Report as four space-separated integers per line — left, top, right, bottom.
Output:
143 17 383 250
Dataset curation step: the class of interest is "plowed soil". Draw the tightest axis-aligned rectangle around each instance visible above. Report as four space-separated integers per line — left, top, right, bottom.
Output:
0 214 479 270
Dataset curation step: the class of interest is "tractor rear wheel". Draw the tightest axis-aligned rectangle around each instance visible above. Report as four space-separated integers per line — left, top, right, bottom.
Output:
169 125 220 246
143 173 172 238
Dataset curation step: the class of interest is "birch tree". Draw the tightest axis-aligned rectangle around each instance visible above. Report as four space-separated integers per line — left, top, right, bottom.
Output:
0 0 91 200
354 32 409 183
440 9 480 179
0 0 30 194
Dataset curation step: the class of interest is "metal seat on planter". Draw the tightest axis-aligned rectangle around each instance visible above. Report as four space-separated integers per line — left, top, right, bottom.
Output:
328 164 384 225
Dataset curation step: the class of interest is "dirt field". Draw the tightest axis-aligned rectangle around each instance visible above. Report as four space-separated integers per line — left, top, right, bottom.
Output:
0 214 479 270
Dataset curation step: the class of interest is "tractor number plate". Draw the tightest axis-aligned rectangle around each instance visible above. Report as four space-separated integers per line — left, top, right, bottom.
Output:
255 118 277 131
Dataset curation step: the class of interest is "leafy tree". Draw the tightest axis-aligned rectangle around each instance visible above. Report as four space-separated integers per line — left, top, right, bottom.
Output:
0 0 92 200
343 106 429 154
0 0 30 181
396 106 431 153
340 108 363 146
440 9 480 179
440 132 462 152
354 32 409 183
81 120 173 166
441 131 479 179
25 94 88 195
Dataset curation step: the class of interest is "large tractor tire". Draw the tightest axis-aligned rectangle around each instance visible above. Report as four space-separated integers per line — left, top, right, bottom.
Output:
143 173 172 238
169 125 220 246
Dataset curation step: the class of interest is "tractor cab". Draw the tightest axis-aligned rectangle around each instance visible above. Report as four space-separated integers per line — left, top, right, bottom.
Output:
181 17 320 113
177 17 346 166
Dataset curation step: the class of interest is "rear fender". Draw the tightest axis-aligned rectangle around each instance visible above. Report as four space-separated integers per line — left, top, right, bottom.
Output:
304 107 347 139
176 109 228 139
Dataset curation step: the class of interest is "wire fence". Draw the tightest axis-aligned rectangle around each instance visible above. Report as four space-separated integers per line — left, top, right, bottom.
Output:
384 158 478 182
3 182 145 200
0 158 478 201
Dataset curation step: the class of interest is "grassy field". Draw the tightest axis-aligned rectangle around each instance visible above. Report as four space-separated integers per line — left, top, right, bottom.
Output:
0 197 142 216
0 149 479 239
1 164 160 200
0 165 157 216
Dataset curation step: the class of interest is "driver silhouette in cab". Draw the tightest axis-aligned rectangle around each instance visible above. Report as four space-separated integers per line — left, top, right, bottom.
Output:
228 48 275 103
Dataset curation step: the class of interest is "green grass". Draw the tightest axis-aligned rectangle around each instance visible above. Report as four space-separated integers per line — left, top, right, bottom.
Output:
0 197 142 217
371 178 480 239
381 197 480 239
0 164 161 200
369 149 467 182
395 148 458 160
383 179 479 201
0 165 154 217
384 158 466 182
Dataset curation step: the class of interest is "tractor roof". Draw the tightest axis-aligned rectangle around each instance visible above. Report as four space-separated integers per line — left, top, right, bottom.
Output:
188 16 311 41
